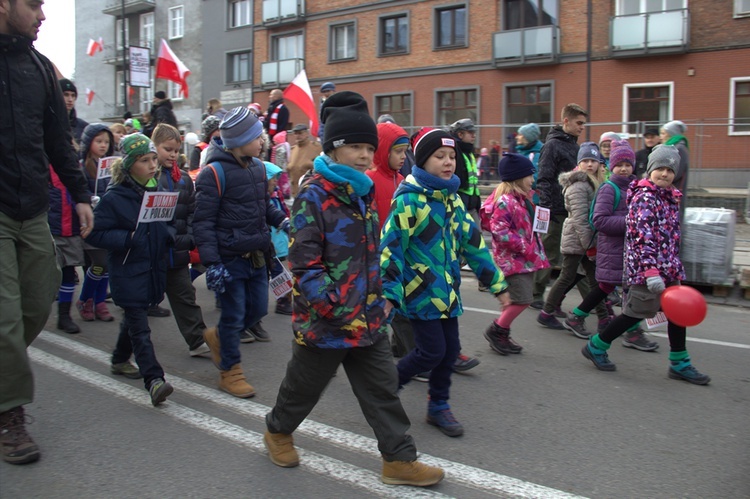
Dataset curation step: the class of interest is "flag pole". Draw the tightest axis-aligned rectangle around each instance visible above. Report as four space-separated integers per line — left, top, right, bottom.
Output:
121 0 128 114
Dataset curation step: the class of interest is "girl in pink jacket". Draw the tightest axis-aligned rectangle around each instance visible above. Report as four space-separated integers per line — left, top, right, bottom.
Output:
481 153 549 354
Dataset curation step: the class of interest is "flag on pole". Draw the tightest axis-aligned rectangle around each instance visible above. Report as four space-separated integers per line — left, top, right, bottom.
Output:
283 69 319 136
155 39 190 98
86 37 103 57
128 85 136 105
85 88 95 106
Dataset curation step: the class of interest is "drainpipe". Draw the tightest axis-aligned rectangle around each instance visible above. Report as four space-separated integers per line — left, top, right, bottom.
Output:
585 0 592 141
122 0 128 114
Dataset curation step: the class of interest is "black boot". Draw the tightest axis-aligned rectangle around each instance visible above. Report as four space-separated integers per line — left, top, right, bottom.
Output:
483 323 522 355
57 301 80 334
275 294 292 315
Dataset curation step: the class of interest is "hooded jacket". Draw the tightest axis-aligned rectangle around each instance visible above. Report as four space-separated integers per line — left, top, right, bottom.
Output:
145 99 178 136
366 122 408 230
559 170 597 255
0 34 91 221
79 123 115 197
536 126 580 216
592 173 634 284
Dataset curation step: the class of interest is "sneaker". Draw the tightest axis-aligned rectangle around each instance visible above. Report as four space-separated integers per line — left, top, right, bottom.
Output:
147 305 171 317
148 378 174 406
608 289 622 307
240 329 256 343
563 313 591 339
461 264 471 271
484 323 522 355
529 300 544 310
452 353 480 373
110 361 143 379
76 298 95 321
581 343 617 372
597 317 613 334
189 342 212 358
621 329 659 352
248 322 270 342
263 431 299 468
552 306 567 319
426 406 464 437
274 299 293 315
604 300 616 318
0 407 40 464
668 362 711 385
381 459 445 487
537 311 565 330
412 371 431 382
478 282 490 293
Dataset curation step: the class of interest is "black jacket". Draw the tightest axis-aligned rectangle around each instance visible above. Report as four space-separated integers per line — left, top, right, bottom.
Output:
68 107 89 143
536 126 580 216
634 145 653 179
144 99 178 136
157 165 195 268
0 34 91 221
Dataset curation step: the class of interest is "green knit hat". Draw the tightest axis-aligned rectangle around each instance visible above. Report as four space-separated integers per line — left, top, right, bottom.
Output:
121 133 156 171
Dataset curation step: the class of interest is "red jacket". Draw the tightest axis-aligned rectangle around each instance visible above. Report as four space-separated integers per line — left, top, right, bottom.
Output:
366 122 408 230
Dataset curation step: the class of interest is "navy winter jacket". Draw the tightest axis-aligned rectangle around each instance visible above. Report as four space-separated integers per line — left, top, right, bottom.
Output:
536 126 580 216
157 165 195 268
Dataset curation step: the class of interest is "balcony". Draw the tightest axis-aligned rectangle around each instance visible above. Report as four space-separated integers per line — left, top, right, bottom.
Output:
102 0 155 16
493 26 560 67
610 8 689 57
260 58 304 87
262 0 305 25
102 41 155 65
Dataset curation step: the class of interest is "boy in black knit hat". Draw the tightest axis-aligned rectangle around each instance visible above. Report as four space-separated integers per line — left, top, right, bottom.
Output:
264 91 444 487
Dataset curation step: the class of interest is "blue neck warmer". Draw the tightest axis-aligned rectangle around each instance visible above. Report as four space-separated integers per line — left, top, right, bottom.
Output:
314 154 373 197
411 165 461 194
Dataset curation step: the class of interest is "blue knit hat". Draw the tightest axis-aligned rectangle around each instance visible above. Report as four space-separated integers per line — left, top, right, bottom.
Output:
577 142 603 164
498 152 535 182
219 107 264 149
517 123 540 143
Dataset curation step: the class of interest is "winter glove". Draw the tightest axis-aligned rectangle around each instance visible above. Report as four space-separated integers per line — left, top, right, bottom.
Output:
205 264 233 294
586 247 597 262
279 218 291 235
646 275 666 294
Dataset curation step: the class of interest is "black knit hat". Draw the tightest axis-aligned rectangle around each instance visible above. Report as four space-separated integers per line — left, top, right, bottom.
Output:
320 91 378 153
412 127 457 167
59 79 77 97
498 152 535 182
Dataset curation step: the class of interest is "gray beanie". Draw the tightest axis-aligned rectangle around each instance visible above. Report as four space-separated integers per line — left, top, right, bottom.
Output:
577 141 602 164
661 120 687 137
647 144 680 175
219 107 264 149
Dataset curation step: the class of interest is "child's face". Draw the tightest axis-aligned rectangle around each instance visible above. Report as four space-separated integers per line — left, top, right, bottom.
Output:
111 129 124 144
423 146 456 180
388 145 407 171
129 153 159 184
599 141 611 158
90 132 110 159
577 158 600 175
611 161 633 177
156 138 180 166
649 166 675 189
518 174 534 194
268 175 279 193
237 136 264 158
331 143 375 173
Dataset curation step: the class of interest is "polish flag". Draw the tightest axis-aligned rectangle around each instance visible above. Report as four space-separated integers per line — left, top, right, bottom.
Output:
283 69 319 136
86 37 103 57
85 88 95 106
128 86 136 105
155 39 190 98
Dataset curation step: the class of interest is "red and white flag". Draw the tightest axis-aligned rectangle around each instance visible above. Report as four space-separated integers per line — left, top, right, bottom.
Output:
283 69 319 136
155 39 190 98
85 88 95 106
86 37 103 57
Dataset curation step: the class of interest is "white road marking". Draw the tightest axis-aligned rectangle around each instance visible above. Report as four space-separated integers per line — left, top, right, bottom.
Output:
38 331 587 499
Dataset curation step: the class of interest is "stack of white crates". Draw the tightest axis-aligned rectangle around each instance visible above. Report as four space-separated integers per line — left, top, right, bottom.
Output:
682 207 736 284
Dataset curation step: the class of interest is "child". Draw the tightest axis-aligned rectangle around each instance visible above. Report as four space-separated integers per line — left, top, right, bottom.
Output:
265 161 292 315
598 131 620 172
194 107 289 398
271 131 292 200
152 124 210 358
582 145 710 384
264 92 443 487
483 153 549 354
380 127 510 438
476 147 492 185
536 142 611 331
564 141 658 350
109 123 126 156
86 134 175 405
77 124 116 322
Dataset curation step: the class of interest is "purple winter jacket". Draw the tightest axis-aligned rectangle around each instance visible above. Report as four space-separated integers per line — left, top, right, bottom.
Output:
592 174 635 284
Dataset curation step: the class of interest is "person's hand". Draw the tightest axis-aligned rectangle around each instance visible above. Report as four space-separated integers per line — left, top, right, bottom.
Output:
205 264 233 294
76 203 94 238
384 300 394 318
646 275 666 294
586 247 597 262
279 218 291 235
497 290 511 310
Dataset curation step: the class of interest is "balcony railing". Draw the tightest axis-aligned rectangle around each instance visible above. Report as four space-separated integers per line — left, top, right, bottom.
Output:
262 0 305 24
102 0 155 16
102 41 155 64
610 8 689 57
493 26 560 67
260 58 304 87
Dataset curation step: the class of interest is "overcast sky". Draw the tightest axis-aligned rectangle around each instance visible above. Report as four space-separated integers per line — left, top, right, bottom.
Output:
36 1 75 78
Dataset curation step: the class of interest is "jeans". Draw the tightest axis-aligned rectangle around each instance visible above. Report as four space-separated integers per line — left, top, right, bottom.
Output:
217 257 268 370
112 307 165 389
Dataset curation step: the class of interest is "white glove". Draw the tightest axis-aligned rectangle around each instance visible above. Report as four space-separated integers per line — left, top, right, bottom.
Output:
646 276 666 294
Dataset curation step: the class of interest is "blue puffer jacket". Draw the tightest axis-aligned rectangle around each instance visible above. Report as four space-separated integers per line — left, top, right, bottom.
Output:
85 176 175 309
79 123 115 197
192 138 287 266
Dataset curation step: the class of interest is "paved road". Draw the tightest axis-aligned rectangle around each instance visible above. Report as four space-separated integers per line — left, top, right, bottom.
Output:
3 274 749 498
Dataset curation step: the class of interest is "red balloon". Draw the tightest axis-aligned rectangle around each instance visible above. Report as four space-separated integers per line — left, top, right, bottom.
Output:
660 286 707 327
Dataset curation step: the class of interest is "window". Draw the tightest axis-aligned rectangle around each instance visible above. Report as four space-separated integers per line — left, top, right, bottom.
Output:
437 89 477 126
228 51 252 83
379 13 408 55
168 80 183 100
169 6 184 39
623 83 673 134
140 12 154 49
735 0 750 17
115 18 130 50
272 32 304 60
730 78 750 134
435 5 467 49
330 22 356 61
230 0 252 28
140 79 154 114
504 0 557 30
617 0 686 15
506 83 552 137
375 94 412 129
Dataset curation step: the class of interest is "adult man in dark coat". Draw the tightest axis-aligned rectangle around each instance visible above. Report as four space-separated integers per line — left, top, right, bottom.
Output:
144 90 178 136
263 88 289 159
59 78 88 143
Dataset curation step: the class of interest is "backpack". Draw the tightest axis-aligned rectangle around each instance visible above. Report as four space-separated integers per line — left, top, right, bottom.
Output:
588 179 620 231
479 193 496 232
205 158 267 197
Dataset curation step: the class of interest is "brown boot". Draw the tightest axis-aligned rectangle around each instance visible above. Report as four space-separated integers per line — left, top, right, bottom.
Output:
381 459 445 487
263 430 299 468
203 327 222 368
0 407 40 465
219 364 255 398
